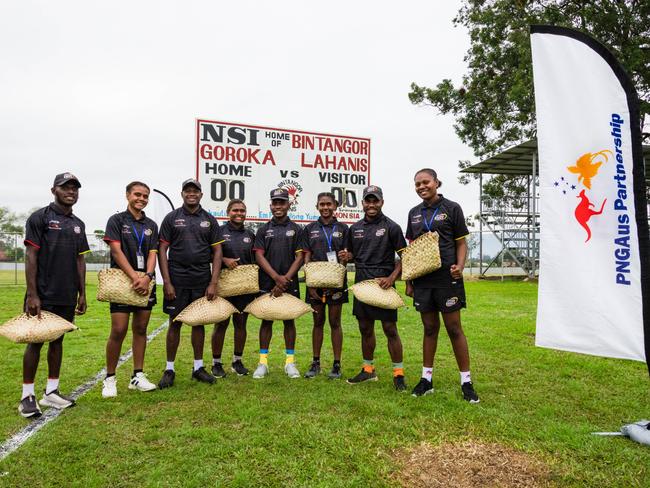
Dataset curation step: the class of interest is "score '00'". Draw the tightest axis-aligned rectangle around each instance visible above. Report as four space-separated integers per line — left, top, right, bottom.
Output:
209 178 360 209
210 179 246 202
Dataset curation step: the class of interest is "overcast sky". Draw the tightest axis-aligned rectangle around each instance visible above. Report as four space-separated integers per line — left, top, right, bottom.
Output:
0 1 479 231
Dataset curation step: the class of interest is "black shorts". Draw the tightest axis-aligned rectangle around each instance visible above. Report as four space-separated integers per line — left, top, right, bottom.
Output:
226 293 257 313
41 304 76 323
110 286 157 314
163 287 204 320
305 288 349 306
352 298 398 322
413 282 466 314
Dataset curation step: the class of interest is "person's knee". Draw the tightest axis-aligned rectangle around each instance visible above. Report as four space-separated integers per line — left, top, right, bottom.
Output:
382 324 399 339
445 320 464 341
329 319 341 330
358 322 373 338
109 327 128 342
423 322 437 337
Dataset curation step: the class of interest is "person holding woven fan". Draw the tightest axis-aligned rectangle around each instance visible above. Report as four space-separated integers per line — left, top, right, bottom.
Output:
157 179 223 389
302 192 350 379
102 181 159 398
20 173 89 418
405 168 479 403
210 199 256 377
252 187 305 379
346 185 408 391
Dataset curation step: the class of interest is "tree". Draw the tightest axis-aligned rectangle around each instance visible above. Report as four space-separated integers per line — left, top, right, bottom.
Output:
409 0 650 200
0 206 25 262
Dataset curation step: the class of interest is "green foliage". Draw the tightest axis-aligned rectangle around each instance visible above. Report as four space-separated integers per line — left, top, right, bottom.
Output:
410 0 650 199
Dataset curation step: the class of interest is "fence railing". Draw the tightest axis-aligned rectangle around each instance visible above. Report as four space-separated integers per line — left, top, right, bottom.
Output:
1 230 517 286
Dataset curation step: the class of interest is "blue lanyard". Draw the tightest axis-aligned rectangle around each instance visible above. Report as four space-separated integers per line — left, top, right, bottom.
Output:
422 207 440 232
132 223 145 254
320 224 337 252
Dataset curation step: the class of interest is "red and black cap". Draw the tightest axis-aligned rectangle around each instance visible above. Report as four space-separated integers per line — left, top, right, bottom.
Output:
53 172 81 188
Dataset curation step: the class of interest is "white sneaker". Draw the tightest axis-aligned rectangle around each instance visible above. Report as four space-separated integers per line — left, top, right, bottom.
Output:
40 389 75 409
284 363 300 379
128 372 157 392
102 376 117 398
252 363 268 379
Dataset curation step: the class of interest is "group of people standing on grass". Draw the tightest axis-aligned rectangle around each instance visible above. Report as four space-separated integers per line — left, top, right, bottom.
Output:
17 169 479 419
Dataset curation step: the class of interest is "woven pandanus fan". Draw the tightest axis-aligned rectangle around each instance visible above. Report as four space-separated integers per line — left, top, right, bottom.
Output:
349 279 405 309
303 262 346 289
243 293 313 320
97 268 154 307
401 231 442 281
0 311 78 343
175 296 238 326
217 264 260 297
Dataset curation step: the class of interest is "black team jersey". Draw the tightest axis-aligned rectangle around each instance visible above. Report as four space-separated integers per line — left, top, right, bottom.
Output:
25 203 90 306
405 195 469 288
104 210 159 271
159 206 221 289
254 218 305 295
347 213 406 282
218 221 256 265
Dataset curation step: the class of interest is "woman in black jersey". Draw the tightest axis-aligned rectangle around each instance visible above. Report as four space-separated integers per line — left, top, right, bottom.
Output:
405 169 479 403
210 199 256 377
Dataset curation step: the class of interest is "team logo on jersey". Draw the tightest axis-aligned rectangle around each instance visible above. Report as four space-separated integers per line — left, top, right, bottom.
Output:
144 228 153 236
375 228 386 237
411 215 422 224
445 297 458 307
332 231 342 238
243 237 251 243
435 214 447 221
121 225 131 234
286 229 296 237
353 229 364 239
48 220 61 230
200 221 210 228
73 226 81 234
310 230 320 239
265 229 275 238
174 219 186 227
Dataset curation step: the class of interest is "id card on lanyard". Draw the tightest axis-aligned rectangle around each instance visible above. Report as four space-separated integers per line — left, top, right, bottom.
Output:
132 223 146 270
321 224 338 263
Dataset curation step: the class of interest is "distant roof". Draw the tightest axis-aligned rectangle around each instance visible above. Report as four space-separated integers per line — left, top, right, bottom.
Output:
461 139 650 183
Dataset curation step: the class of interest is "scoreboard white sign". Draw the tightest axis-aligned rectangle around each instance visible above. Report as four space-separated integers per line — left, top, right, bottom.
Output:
196 119 371 224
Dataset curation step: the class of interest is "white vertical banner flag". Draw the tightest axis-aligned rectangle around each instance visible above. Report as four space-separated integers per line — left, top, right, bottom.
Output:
530 26 649 369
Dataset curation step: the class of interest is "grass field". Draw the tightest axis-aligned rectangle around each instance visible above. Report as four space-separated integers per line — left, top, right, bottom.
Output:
0 277 648 487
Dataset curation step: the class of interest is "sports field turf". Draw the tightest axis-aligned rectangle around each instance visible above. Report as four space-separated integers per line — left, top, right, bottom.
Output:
0 277 647 487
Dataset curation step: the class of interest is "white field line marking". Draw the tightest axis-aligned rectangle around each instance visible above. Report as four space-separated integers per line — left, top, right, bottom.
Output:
0 320 169 461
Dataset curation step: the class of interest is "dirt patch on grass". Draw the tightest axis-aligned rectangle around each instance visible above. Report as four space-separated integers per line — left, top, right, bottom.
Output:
392 441 552 487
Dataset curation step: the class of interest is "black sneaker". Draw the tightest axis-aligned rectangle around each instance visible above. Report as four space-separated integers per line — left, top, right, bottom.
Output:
461 382 480 403
231 360 249 376
393 375 408 392
346 368 377 384
18 395 42 418
158 369 175 389
327 363 342 380
211 362 227 378
411 378 434 397
192 366 215 384
304 361 321 378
